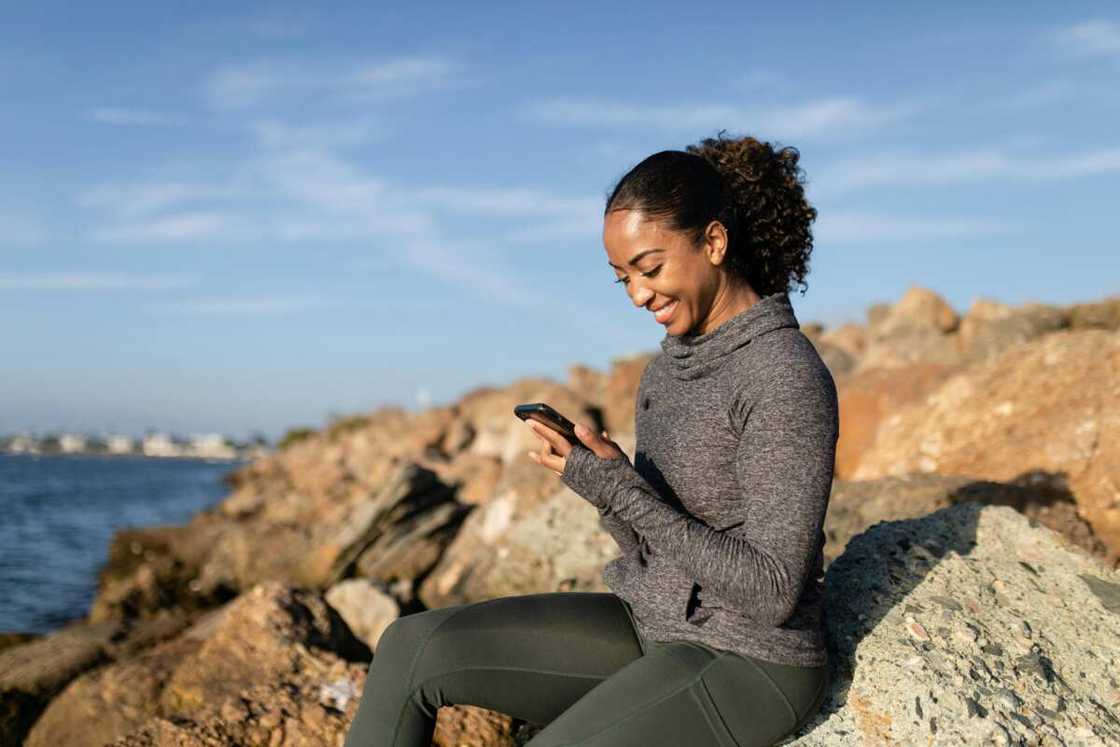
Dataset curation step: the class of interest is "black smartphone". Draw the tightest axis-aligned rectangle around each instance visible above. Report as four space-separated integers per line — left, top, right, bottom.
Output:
513 402 581 446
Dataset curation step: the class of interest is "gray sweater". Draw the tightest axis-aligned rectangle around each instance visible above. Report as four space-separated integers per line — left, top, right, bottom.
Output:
560 292 838 667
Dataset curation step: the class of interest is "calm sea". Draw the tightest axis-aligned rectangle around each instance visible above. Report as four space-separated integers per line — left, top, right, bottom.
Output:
0 453 242 634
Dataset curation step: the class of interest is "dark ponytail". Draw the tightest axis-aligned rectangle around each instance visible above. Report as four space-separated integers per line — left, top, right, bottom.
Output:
604 130 817 297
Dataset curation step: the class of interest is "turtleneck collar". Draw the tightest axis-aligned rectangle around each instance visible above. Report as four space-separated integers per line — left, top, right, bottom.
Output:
659 292 800 381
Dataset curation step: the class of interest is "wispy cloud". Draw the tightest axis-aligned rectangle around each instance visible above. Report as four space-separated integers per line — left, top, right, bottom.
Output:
815 210 1013 244
88 108 186 126
813 145 1120 195
78 115 603 314
203 55 458 109
251 118 381 150
159 294 341 316
0 272 195 290
411 186 598 218
78 182 246 218
521 94 921 138
92 212 242 244
1053 19 1120 57
83 140 598 249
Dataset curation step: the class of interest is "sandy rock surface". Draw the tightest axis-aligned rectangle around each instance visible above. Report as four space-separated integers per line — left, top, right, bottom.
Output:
853 328 1120 560
787 503 1120 746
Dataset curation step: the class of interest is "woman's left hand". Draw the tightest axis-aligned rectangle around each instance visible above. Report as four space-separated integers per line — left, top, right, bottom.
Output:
526 421 627 477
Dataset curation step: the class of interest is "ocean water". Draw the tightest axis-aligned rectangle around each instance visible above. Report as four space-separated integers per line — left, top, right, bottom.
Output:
0 453 242 633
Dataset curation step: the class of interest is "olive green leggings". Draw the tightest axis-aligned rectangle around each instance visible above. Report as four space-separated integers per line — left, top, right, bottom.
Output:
342 592 828 747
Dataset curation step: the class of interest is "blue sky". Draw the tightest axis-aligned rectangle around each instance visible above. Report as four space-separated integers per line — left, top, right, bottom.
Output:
1 2 1117 441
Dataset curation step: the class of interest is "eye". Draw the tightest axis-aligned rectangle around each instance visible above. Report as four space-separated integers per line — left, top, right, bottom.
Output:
614 266 661 285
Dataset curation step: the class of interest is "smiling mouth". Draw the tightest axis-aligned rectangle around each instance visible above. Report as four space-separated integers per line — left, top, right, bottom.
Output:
652 300 678 323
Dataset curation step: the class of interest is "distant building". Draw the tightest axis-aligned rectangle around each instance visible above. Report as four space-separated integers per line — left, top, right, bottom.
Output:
106 435 136 454
59 434 88 454
8 435 34 453
141 433 180 457
189 433 237 459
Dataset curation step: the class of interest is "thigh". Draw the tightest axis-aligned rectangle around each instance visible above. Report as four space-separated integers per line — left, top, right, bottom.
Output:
389 591 645 725
526 641 827 747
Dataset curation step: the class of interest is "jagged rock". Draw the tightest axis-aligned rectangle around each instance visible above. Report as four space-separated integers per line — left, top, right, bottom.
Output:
26 583 371 747
819 322 868 361
826 474 1107 567
876 286 961 336
423 453 503 506
567 363 609 416
834 363 962 479
0 619 118 746
418 435 636 609
1068 296 1120 331
0 633 38 655
451 379 593 467
90 520 232 623
324 579 400 652
853 329 1120 561
856 287 964 371
786 502 1120 745
956 298 1069 363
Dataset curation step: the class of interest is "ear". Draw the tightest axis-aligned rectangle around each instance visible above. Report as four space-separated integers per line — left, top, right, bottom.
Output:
703 219 729 266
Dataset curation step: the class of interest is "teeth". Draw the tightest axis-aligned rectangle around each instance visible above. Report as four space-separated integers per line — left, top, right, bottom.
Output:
654 300 677 321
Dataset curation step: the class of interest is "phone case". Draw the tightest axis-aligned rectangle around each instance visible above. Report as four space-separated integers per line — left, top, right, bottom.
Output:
513 402 581 446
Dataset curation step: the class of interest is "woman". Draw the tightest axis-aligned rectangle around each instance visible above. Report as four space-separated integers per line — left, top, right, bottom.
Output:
343 133 838 746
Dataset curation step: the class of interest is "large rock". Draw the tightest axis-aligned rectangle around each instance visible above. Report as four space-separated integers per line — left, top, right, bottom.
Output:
853 329 1120 561
1067 296 1120 331
834 363 962 479
0 620 117 746
825 474 1107 567
955 298 1069 363
418 436 635 609
324 579 400 653
788 502 1120 745
25 583 371 747
856 287 964 371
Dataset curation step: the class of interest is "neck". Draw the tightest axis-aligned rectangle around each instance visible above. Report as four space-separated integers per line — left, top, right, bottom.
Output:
694 281 762 336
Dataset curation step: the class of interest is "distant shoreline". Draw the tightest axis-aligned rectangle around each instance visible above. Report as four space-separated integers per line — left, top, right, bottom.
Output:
0 451 250 463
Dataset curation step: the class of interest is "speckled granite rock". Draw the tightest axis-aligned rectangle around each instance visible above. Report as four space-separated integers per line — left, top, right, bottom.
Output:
785 502 1120 746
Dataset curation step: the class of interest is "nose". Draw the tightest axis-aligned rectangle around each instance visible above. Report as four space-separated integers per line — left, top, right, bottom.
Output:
628 283 655 308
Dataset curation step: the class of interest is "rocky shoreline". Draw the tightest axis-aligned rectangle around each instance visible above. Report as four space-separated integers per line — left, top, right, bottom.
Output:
2 287 1118 746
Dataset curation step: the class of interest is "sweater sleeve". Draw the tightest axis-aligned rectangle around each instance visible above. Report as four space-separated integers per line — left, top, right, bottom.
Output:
560 362 838 627
598 512 642 559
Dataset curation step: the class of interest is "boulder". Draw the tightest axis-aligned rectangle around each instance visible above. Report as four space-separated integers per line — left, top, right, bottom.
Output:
825 474 1107 567
955 298 1069 363
418 436 635 609
1067 296 1120 331
853 329 1120 561
876 286 960 335
26 583 371 747
856 287 964 371
0 619 118 746
834 363 962 479
324 579 400 652
788 502 1120 745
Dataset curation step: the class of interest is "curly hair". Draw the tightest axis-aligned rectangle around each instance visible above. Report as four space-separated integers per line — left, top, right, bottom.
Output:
604 131 817 297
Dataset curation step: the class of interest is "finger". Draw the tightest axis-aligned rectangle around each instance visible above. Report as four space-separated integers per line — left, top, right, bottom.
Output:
530 421 569 455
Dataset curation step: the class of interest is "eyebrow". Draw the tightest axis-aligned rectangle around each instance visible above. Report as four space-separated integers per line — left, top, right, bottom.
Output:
607 248 664 270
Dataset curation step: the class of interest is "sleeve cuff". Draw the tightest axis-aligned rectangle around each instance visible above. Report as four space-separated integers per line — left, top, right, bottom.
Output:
561 443 631 511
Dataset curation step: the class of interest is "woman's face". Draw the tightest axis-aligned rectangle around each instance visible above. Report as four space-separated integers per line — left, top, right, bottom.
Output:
603 208 731 336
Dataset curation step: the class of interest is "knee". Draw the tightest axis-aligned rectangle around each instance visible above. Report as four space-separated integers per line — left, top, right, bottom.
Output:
377 613 424 655
374 607 457 667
